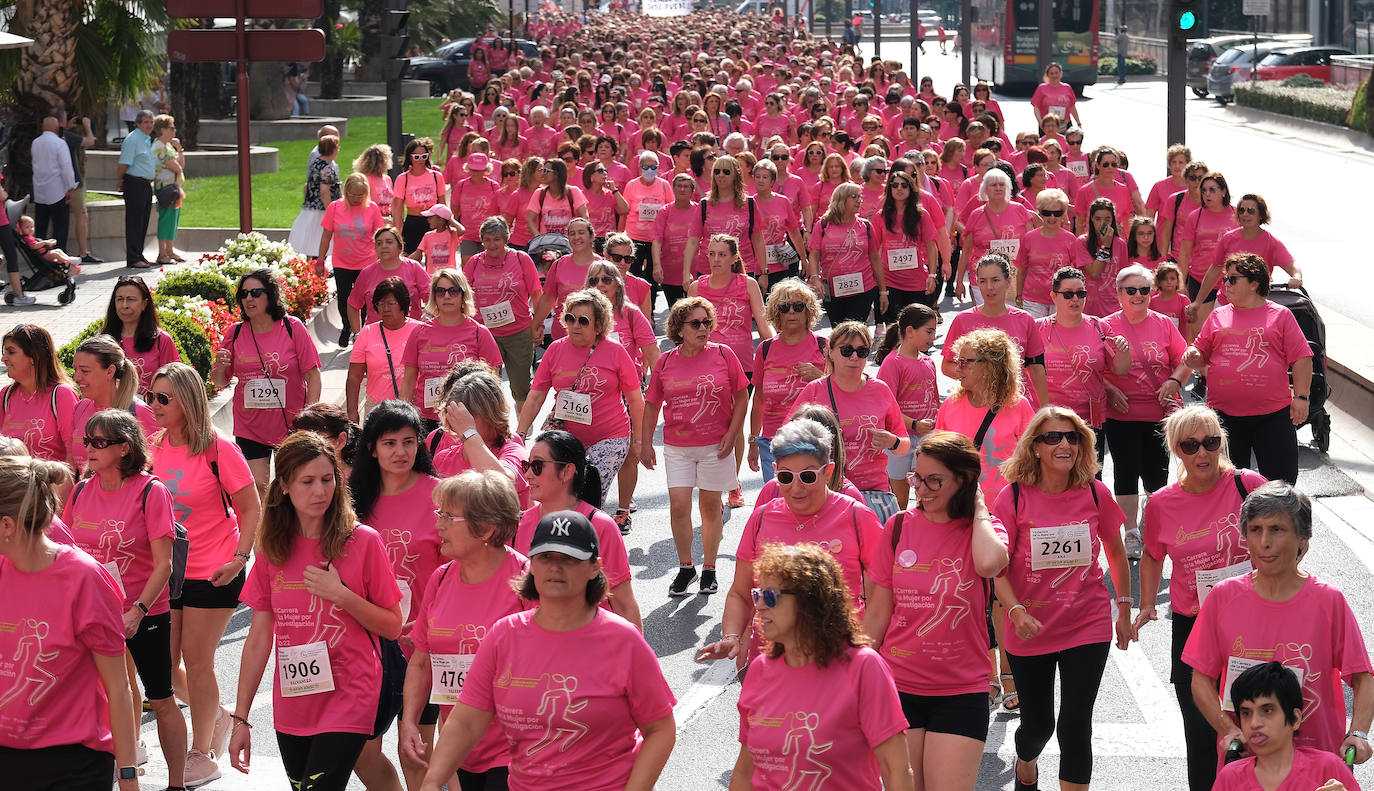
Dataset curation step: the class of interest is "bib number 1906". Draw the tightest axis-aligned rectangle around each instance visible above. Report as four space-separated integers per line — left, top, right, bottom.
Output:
279 641 335 697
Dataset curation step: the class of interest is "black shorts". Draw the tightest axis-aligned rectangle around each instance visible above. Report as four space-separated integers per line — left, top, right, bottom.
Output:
897 690 990 741
417 701 440 726
0 743 114 791
235 435 275 461
127 611 174 700
1186 275 1217 304
171 569 246 610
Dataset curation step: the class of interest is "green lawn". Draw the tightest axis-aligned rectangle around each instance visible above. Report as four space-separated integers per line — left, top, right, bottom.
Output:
180 97 446 229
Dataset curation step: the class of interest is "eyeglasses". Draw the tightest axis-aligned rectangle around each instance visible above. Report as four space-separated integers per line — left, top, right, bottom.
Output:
1178 435 1223 455
954 357 984 368
770 154 790 161
520 458 569 476
411 153 430 160
434 511 467 523
1039 209 1066 217
751 587 797 608
777 301 807 314
906 471 945 491
1066 139 1083 145
434 285 465 298
1236 206 1258 215
862 125 879 131
686 318 713 330
81 436 127 450
237 287 267 300
149 391 175 406
1034 430 1081 446
588 275 617 286
1119 285 1150 296
1223 275 1247 285
562 313 593 326
837 345 871 358
591 168 607 175
713 169 734 176
1055 289 1089 300
774 467 823 486
607 252 634 264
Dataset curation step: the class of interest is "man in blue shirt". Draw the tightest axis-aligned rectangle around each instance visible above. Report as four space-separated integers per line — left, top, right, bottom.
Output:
117 109 156 268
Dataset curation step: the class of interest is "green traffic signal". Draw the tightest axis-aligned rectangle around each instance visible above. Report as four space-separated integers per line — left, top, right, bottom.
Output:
1178 9 1197 30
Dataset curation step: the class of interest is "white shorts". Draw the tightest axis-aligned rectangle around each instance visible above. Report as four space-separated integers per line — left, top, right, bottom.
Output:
1021 300 1053 318
664 443 739 492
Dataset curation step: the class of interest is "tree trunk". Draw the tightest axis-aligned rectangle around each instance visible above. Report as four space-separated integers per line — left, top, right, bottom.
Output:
319 0 345 99
249 63 291 121
13 0 81 114
170 61 202 150
358 0 384 82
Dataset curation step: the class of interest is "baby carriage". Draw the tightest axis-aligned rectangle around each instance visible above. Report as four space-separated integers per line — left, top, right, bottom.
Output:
3 236 78 305
1268 283 1330 453
527 232 572 282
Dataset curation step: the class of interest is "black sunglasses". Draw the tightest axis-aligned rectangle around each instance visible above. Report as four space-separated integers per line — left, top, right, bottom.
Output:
434 285 465 297
837 345 871 358
1055 289 1089 300
588 275 617 286
563 313 593 326
1034 430 1081 446
1119 286 1150 296
149 391 175 406
82 436 127 450
520 458 569 476
713 168 734 176
1224 275 1247 285
686 318 713 330
607 252 634 264
774 468 822 486
1179 435 1223 455
770 154 790 161
777 301 807 314
237 287 267 300
1039 209 1065 217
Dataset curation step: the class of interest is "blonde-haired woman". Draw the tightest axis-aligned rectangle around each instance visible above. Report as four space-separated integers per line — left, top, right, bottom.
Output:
228 432 402 791
148 362 261 786
352 143 395 221
399 269 502 432
70 334 159 472
748 278 828 482
808 183 886 326
320 172 386 346
682 154 767 287
993 406 1132 791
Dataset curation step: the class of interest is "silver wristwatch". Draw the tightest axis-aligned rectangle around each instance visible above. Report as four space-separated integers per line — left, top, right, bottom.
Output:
461 428 480 443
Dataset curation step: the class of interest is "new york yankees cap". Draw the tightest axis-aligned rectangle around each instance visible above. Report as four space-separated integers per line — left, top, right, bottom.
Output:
528 509 599 561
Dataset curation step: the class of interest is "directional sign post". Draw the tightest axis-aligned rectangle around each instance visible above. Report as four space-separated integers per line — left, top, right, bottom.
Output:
167 0 325 233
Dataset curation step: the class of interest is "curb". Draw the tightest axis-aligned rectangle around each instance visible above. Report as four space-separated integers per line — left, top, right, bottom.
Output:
1222 103 1374 156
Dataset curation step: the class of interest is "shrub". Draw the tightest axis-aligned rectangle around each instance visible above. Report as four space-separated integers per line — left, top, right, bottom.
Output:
57 309 211 385
1234 80 1355 127
1098 56 1157 76
1281 73 1325 89
157 268 236 304
1350 78 1372 136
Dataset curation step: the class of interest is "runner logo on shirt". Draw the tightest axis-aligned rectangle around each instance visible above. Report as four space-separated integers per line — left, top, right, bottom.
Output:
849 414 884 465
781 711 834 789
384 529 421 586
690 374 725 422
918 558 975 637
306 596 349 649
526 673 590 756
0 619 58 709
1235 327 1271 372
97 523 137 575
574 367 607 399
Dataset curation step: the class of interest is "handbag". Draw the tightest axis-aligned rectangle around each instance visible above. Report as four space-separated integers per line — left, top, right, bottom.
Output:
155 183 180 209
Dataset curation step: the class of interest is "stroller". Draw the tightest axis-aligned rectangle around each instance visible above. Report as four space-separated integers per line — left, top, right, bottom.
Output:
3 235 78 305
527 232 572 283
1268 283 1330 453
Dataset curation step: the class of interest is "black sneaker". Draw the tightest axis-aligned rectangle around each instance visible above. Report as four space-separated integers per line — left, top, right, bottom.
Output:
699 568 718 595
81 253 104 264
668 566 697 597
338 328 352 347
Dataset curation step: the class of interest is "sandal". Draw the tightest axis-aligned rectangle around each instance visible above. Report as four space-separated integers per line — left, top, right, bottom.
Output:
1013 758 1038 791
1000 673 1020 711
988 680 1002 710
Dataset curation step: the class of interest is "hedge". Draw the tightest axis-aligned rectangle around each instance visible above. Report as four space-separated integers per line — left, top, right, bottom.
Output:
1351 78 1372 137
58 309 214 386
1234 80 1356 128
1098 56 1158 76
156 268 237 304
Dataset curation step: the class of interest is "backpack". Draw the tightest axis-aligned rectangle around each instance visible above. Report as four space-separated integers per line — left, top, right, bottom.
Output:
71 476 190 601
0 383 60 425
759 334 826 363
700 196 756 242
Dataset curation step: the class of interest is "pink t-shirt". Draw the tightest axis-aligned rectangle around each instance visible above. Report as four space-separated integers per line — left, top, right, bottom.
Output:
1103 310 1187 421
1212 747 1360 791
942 307 1047 408
751 334 827 438
790 376 907 492
541 254 597 341
737 645 907 791
225 317 323 446
417 229 461 274
321 200 386 270
432 436 530 509
362 475 442 633
1150 291 1189 334
935 394 1036 502
526 186 588 235
450 177 502 241
1036 315 1119 428
695 274 757 375
584 188 621 238
1193 302 1313 417
738 491 884 613
993 479 1127 656
400 319 503 420
809 217 877 293
62 472 176 615
1146 177 1188 214
1015 228 1077 305
753 193 800 273
1074 179 1135 229
875 351 940 425
0 382 78 463
366 174 394 217
1160 190 1202 253
1183 574 1373 757
347 258 431 320
514 502 632 589
503 186 537 247
524 125 561 158
623 176 674 241
613 305 657 377
120 331 182 398
652 202 698 287
1214 228 1294 307
1075 236 1128 318
458 609 675 791
1143 470 1268 616
240 526 402 736
872 510 1009 695
151 432 255 579
70 398 159 472
529 338 640 447
1180 206 1240 280
872 210 939 291
964 203 1033 284
699 199 760 275
463 248 542 338
646 342 748 447
394 168 447 214
349 318 423 404
0 545 125 753
625 274 650 310
412 548 530 772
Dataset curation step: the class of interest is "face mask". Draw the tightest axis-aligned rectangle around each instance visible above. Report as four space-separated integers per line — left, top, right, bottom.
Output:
641 166 658 179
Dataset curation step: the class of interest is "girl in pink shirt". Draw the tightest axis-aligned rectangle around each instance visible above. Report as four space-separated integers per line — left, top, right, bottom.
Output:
945 257 1052 409
875 304 941 507
320 176 388 343
69 335 159 474
1014 188 1076 315
651 175 699 304
0 324 78 464
0 457 140 791
391 138 447 254
688 155 766 279
1178 172 1240 333
229 433 403 791
808 184 886 326
689 234 772 386
102 276 183 399
1210 194 1303 307
958 170 1034 306
524 160 589 237
872 171 940 320
1127 215 1167 271
399 270 503 425
733 544 912 791
993 407 1132 791
531 218 600 342
1075 199 1129 317
865 433 1011 785
581 163 627 241
415 205 463 275
463 220 543 407
751 161 805 281
347 279 423 417
346 226 431 330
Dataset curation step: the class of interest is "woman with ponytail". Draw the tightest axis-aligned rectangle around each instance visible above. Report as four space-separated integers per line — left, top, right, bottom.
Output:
513 430 642 630
0 455 142 791
875 304 942 510
70 335 159 473
0 324 79 465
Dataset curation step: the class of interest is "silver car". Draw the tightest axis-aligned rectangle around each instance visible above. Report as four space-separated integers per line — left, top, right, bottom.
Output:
1206 41 1298 103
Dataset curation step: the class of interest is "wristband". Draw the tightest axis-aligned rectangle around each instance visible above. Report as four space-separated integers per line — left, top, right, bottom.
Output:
135 600 150 615
1007 604 1027 617
1295 394 1309 401
890 436 900 451
1168 376 1183 386
231 713 252 729
234 551 251 563
1115 596 1134 606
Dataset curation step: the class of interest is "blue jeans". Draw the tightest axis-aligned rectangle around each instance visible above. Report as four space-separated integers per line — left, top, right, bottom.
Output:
756 436 777 482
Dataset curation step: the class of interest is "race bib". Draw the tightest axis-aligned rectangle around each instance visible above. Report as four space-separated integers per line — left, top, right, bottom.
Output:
102 561 126 600
1222 656 1303 712
1029 523 1091 570
480 299 515 328
484 119 495 131
1195 560 1251 606
424 377 445 409
553 389 593 424
278 641 335 697
831 271 864 298
244 377 286 410
397 579 413 622
1068 160 1090 179
429 653 476 705
989 238 1020 259
1048 105 1067 119
637 201 662 223
886 247 919 271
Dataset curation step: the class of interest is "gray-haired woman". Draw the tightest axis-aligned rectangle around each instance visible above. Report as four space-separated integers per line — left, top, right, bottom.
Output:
463 216 542 413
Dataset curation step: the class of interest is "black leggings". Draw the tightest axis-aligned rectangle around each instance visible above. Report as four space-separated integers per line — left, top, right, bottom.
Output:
630 238 657 304
825 285 876 327
276 731 369 791
401 214 429 256
334 267 362 333
1007 641 1110 785
1105 419 1169 496
1218 407 1298 485
1171 614 1219 791
0 223 21 274
458 766 511 791
0 743 113 791
882 284 937 323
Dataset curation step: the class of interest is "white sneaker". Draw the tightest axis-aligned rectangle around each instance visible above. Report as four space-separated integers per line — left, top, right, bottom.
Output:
11 294 36 305
183 748 221 788
1124 528 1144 560
211 705 231 759
136 740 148 765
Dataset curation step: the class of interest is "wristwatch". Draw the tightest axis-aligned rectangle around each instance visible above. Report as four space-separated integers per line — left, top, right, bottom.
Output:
118 767 138 781
1350 730 1369 741
135 601 150 615
461 427 480 442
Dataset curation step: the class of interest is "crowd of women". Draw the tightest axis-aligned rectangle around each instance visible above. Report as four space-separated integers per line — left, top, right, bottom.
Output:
0 6 1364 791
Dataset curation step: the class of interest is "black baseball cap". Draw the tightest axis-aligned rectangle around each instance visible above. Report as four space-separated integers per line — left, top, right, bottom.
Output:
528 510 599 561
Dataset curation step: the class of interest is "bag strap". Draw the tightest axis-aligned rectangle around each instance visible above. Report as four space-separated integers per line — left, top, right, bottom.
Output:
429 429 444 456
825 376 839 418
206 437 234 519
889 510 905 553
850 502 866 576
972 405 999 450
379 325 402 399
1233 469 1251 500
1168 190 1186 250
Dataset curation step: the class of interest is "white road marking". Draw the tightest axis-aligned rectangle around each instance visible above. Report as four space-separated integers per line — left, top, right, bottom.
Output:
673 658 739 732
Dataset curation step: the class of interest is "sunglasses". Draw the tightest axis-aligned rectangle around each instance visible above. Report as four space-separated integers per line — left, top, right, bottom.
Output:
588 275 618 286
1034 430 1081 446
713 169 734 176
1039 209 1065 217
837 345 871 358
906 471 945 491
1179 435 1223 455
889 180 911 190
237 287 267 300
116 275 146 286
774 467 823 486
1055 289 1089 300
81 436 127 450
520 458 570 476
607 252 634 264
434 285 465 298
1236 206 1258 215
770 154 790 161
563 313 593 326
411 153 430 160
686 318 713 330
751 587 797 608
871 168 889 174
1119 285 1150 296
777 301 807 314
149 391 175 406
1224 275 1248 285
1186 174 1203 182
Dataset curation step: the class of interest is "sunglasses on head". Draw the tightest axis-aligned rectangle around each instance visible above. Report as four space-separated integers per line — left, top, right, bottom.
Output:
1055 289 1088 300
1179 435 1223 455
1119 285 1150 296
81 436 126 450
563 313 593 326
751 587 796 608
588 275 617 286
237 287 267 300
837 345 871 359
607 252 633 264
1034 430 1081 446
686 318 713 330
117 275 146 286
520 458 569 476
774 467 823 486
777 301 807 314
434 285 464 297
1039 209 1065 217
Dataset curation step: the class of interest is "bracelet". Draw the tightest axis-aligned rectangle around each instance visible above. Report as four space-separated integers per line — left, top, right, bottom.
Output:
234 551 251 563
889 436 900 451
136 601 150 615
721 633 741 644
1007 604 1027 617
230 714 252 729
1295 394 1309 401
1168 376 1183 386
1115 596 1134 606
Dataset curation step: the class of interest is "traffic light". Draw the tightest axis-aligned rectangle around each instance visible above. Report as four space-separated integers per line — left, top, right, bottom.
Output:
1174 0 1198 32
380 0 409 82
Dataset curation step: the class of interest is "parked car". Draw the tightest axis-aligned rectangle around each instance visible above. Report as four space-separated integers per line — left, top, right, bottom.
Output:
1254 46 1353 83
1187 34 1267 97
406 37 540 95
1206 41 1300 103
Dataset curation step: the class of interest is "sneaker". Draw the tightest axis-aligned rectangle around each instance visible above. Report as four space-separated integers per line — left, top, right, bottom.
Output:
136 740 148 765
11 294 35 306
182 749 221 788
81 253 104 264
613 509 632 536
211 705 231 759
699 568 718 595
728 487 745 508
1124 528 1144 560
668 566 698 597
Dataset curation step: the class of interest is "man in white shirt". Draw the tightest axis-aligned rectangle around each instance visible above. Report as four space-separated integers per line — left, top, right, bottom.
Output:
30 115 78 251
